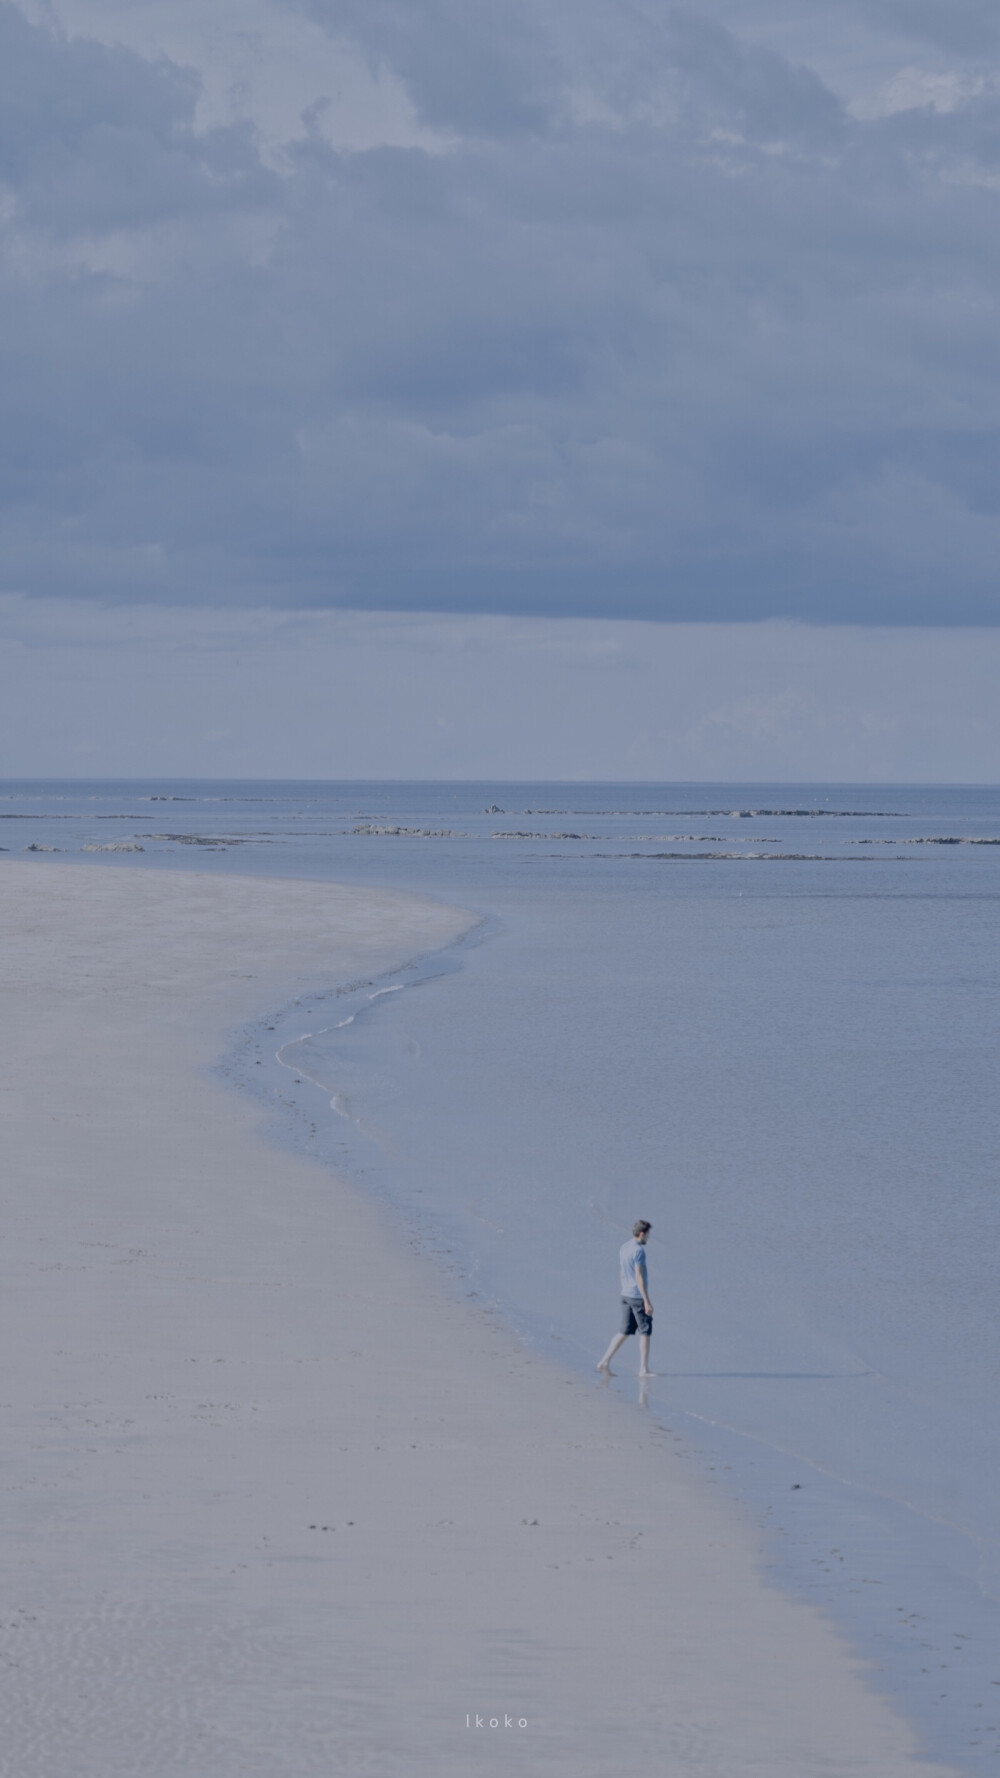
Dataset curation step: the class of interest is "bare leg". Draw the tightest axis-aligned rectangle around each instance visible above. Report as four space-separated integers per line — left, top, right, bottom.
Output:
638 1334 656 1377
597 1332 628 1372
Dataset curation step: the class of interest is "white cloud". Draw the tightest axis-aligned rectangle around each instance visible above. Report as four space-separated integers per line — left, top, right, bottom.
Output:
14 0 436 152
849 65 993 119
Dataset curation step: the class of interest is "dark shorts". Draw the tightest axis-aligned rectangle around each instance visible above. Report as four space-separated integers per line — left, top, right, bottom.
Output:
620 1296 652 1337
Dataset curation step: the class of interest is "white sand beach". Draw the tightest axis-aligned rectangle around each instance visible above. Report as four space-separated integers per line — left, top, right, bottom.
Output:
0 861 958 1778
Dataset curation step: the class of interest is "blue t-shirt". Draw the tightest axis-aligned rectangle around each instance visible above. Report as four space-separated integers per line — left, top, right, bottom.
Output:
619 1237 648 1300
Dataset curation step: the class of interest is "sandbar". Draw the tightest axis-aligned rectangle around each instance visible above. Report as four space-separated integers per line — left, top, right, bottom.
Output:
0 862 957 1776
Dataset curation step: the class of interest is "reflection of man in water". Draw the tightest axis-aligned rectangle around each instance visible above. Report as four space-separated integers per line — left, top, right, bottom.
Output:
597 1221 655 1378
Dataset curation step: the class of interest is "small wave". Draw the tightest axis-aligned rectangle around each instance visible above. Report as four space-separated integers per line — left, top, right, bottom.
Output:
81 841 145 853
491 830 751 842
134 833 256 846
850 836 1000 846
525 807 906 818
351 825 470 837
594 851 884 862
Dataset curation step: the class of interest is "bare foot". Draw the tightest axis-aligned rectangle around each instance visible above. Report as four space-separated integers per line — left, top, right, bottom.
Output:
597 1361 614 1374
637 1369 658 1378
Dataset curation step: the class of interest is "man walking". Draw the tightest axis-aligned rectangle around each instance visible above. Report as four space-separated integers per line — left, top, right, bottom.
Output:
598 1220 655 1377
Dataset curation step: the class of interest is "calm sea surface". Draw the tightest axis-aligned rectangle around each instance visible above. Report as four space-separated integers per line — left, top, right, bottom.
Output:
4 780 999 1773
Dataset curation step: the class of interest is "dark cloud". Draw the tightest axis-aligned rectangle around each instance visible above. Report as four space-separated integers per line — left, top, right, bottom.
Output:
0 5 271 230
846 0 1000 55
706 0 1000 65
0 0 998 620
292 0 559 136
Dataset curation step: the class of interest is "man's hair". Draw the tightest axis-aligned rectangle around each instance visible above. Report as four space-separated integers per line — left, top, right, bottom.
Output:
632 1220 652 1237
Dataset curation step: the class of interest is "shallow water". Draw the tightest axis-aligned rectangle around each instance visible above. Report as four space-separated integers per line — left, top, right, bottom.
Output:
5 778 1000 1772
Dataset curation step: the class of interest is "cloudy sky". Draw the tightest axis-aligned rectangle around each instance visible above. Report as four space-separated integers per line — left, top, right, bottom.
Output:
1 0 998 777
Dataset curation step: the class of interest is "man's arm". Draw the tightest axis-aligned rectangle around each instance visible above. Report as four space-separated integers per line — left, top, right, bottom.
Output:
637 1252 652 1314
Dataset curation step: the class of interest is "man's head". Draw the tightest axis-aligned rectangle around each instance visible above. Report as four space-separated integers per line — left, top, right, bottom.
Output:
632 1220 652 1243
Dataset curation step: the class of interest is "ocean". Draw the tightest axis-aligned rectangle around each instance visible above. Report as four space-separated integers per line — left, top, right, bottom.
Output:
4 779 999 1773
